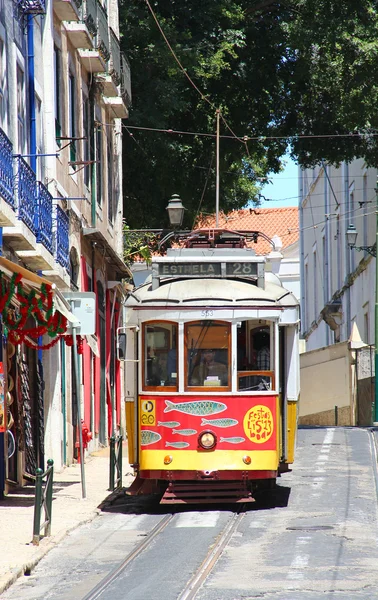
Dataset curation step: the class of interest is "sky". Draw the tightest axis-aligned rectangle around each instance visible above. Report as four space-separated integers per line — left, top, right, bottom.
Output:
258 154 299 208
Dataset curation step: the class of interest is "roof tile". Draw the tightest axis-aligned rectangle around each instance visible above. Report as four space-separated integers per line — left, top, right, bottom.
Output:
196 207 299 255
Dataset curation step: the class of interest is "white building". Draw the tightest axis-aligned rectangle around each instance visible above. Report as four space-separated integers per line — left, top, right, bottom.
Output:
0 0 130 492
300 160 376 351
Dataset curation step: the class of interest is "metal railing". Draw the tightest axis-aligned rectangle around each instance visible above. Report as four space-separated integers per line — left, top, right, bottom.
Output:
84 0 97 39
36 181 53 253
121 52 132 108
33 459 54 546
109 434 123 491
0 127 14 208
15 155 37 235
55 205 69 270
109 28 121 86
96 0 110 63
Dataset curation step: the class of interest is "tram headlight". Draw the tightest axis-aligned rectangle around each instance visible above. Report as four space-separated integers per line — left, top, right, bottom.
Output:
198 431 217 450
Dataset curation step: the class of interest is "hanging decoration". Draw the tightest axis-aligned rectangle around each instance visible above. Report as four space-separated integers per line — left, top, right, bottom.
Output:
0 270 68 350
65 335 84 355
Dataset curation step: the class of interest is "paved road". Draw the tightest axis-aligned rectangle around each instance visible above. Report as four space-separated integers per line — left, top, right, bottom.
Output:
2 427 378 600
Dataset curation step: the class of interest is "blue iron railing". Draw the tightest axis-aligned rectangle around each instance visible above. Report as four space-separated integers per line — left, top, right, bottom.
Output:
0 128 15 209
15 155 37 235
36 182 53 253
56 205 69 270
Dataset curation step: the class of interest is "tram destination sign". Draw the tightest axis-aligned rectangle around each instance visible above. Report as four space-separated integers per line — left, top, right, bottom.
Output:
158 261 258 277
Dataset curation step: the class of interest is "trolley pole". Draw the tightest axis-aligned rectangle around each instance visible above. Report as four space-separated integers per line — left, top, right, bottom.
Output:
374 179 378 424
215 108 220 228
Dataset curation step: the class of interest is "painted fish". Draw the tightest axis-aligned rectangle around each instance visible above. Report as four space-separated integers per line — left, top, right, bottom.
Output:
164 400 227 416
220 437 245 444
157 421 181 428
165 441 190 449
201 418 238 428
172 429 197 436
141 430 161 446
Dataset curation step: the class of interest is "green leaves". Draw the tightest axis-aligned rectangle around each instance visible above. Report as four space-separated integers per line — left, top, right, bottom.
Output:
120 0 378 227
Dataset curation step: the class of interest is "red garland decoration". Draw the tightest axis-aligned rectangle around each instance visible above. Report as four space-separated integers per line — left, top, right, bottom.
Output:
64 335 84 355
0 269 68 350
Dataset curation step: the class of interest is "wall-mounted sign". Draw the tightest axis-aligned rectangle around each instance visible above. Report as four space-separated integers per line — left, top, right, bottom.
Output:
158 263 222 276
158 262 258 278
225 262 258 276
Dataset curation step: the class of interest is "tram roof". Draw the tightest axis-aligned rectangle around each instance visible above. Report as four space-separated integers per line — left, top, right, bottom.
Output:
127 277 298 308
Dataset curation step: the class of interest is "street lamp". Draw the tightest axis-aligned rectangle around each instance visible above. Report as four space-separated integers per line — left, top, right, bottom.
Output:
166 194 185 228
346 223 376 256
346 182 378 424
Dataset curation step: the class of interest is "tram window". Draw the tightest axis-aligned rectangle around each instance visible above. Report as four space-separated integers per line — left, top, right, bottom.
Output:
237 322 274 391
143 322 178 389
186 321 230 389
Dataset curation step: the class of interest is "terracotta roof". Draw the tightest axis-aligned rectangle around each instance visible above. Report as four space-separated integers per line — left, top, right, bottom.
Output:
196 207 299 255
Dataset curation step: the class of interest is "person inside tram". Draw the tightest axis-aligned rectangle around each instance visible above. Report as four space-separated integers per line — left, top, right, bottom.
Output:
190 348 228 386
255 332 270 370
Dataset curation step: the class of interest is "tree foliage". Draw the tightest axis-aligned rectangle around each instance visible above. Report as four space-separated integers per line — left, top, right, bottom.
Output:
119 0 378 228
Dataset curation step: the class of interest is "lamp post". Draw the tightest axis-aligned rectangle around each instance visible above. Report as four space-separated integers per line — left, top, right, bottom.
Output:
346 181 378 424
166 194 185 228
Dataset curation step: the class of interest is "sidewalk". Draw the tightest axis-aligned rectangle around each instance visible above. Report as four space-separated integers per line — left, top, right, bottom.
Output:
0 445 133 595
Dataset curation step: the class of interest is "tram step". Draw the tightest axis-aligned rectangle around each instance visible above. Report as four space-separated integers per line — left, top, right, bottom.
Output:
160 481 255 504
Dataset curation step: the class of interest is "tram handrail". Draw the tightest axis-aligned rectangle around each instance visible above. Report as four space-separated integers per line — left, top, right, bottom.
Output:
237 370 275 390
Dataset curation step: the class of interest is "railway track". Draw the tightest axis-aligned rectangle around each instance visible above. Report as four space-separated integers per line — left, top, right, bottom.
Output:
81 506 246 600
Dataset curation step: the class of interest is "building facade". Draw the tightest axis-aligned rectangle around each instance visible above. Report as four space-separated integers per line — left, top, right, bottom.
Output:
0 0 130 494
299 160 376 351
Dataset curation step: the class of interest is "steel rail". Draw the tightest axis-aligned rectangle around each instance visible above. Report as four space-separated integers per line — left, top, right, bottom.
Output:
81 513 175 600
178 507 246 600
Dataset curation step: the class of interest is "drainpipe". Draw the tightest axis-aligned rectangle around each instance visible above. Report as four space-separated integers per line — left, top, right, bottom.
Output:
90 98 96 227
27 14 36 174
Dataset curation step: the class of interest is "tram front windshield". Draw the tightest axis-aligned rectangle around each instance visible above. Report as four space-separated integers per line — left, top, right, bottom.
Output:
186 321 230 388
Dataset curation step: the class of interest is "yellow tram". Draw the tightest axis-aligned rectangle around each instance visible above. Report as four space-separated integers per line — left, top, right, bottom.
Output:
123 229 300 503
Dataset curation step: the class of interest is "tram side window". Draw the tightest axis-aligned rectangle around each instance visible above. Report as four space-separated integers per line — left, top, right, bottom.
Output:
186 321 230 389
143 322 178 389
237 322 274 391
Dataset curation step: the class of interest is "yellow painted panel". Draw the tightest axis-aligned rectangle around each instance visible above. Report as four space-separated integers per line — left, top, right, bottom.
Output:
287 400 297 464
140 449 279 471
125 401 136 465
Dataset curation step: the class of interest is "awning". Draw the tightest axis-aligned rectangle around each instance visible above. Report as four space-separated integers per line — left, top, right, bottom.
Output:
85 334 100 357
0 255 78 324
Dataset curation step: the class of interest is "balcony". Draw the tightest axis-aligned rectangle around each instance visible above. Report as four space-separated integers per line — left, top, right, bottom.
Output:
95 28 120 96
101 49 131 118
15 181 56 271
56 205 69 270
15 156 37 235
121 52 132 108
54 0 82 21
78 48 106 73
97 0 109 63
36 182 53 254
0 128 16 226
63 0 96 50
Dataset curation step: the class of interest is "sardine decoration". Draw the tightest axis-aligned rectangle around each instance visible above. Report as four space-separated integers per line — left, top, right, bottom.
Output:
164 400 227 416
201 418 238 428
165 441 190 448
157 421 181 428
141 430 162 446
172 429 197 436
220 437 245 444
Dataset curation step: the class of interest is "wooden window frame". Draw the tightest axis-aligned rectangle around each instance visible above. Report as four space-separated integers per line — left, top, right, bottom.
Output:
142 320 178 392
184 320 231 392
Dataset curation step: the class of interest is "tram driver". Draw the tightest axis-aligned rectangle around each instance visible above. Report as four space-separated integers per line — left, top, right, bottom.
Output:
190 349 228 386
